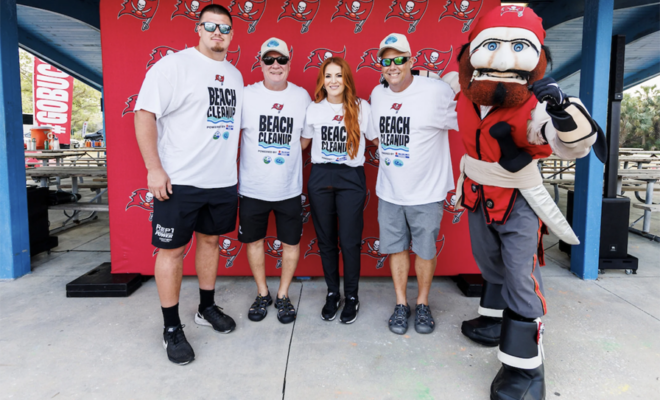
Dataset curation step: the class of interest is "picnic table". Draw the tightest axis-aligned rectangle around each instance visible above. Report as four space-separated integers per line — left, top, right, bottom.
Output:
618 169 660 234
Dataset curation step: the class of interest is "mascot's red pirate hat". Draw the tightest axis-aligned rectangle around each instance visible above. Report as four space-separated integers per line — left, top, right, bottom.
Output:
469 6 545 46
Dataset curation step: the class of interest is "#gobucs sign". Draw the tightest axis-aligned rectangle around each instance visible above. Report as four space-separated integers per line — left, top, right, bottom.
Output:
356 48 381 72
303 47 347 71
331 0 374 34
438 0 483 33
278 0 320 34
412 47 453 75
252 47 293 71
229 0 267 33
118 0 159 31
384 0 428 34
171 0 210 23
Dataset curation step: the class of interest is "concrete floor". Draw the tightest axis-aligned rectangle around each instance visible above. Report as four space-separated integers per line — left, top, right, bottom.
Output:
1 188 659 399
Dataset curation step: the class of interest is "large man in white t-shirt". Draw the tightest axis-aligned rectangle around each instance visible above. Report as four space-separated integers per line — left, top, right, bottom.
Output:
238 38 311 325
369 33 458 335
134 4 242 365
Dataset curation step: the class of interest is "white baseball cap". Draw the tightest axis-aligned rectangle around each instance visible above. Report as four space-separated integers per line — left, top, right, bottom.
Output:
261 37 289 58
377 33 411 58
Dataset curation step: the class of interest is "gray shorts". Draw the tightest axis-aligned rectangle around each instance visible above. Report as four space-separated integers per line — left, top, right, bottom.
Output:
377 198 444 260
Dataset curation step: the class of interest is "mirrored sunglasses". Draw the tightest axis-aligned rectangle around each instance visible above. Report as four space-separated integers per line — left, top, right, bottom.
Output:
200 22 232 34
380 56 410 67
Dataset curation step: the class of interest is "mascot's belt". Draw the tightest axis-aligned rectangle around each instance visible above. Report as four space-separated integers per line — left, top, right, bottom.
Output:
456 155 580 245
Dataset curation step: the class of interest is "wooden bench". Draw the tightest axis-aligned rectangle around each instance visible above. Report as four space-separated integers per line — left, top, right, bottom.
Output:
49 203 109 212
59 182 108 190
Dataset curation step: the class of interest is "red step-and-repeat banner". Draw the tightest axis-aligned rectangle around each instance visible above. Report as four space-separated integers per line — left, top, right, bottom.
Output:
33 58 74 145
100 0 498 276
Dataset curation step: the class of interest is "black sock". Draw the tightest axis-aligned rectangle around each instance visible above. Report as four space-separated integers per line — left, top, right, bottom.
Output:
199 288 215 313
162 304 181 328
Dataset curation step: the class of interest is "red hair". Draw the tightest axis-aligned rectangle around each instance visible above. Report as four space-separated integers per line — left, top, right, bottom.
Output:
314 58 361 160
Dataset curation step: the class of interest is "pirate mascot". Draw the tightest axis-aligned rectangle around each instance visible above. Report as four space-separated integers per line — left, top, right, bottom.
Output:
451 6 606 400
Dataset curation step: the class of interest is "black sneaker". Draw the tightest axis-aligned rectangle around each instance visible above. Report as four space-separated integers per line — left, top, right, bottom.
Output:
340 295 360 324
414 304 435 334
248 293 273 322
321 292 341 321
162 324 195 365
195 304 236 333
275 296 297 324
388 304 411 335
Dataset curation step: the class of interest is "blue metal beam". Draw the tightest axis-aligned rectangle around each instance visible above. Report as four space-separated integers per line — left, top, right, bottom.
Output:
16 0 100 30
571 0 613 280
17 26 102 90
530 0 659 30
624 62 660 89
0 0 31 279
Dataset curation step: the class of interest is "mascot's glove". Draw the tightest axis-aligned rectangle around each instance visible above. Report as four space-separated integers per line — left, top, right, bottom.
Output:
530 77 567 110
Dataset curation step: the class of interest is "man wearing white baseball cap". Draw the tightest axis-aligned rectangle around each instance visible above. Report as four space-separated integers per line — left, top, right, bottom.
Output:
368 33 458 335
238 37 311 325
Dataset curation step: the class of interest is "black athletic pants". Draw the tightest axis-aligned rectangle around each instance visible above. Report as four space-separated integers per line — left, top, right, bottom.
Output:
307 163 366 297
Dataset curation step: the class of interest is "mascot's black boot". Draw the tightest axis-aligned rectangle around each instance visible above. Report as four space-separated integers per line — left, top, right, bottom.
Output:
489 122 533 173
461 281 507 347
491 309 546 400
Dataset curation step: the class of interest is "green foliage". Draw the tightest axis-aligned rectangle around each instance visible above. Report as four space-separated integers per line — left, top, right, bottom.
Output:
18 49 102 136
620 85 660 150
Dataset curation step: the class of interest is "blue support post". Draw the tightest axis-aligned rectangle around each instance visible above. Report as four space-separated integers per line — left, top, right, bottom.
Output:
0 0 31 279
571 0 614 280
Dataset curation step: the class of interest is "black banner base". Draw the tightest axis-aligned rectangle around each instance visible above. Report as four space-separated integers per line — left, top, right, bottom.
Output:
599 254 639 275
66 263 142 297
452 274 483 298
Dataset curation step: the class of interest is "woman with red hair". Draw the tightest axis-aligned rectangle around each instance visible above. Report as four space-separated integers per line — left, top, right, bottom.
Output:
301 57 377 324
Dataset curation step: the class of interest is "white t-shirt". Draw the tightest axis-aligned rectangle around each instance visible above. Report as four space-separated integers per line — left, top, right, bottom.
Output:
369 76 458 205
302 98 376 167
239 81 311 201
135 48 243 189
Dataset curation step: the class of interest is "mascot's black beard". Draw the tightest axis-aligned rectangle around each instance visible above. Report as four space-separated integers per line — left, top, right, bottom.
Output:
493 82 508 106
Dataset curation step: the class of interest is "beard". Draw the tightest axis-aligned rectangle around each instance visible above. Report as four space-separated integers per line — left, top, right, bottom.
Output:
458 50 548 108
210 43 226 53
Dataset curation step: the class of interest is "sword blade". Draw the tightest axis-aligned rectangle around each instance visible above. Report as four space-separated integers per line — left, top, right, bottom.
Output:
519 185 580 245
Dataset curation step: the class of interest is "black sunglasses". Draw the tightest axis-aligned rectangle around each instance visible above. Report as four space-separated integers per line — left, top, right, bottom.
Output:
380 56 410 67
200 22 232 34
262 56 290 66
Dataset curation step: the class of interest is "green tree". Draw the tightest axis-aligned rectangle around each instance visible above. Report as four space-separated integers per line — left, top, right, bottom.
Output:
620 85 660 150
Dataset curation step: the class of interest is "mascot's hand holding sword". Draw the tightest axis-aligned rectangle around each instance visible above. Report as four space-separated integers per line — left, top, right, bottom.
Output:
444 6 607 400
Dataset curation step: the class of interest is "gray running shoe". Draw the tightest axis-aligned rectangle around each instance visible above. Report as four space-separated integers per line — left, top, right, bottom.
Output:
388 304 411 335
415 304 435 334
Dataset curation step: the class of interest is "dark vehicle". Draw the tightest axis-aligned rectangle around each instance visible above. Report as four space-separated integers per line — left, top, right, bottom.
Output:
84 129 104 141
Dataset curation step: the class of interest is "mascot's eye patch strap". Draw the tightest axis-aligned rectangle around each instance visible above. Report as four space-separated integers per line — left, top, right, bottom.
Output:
471 38 539 56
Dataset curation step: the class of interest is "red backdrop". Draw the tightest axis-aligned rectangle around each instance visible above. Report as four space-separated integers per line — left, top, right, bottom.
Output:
100 0 497 276
33 58 74 145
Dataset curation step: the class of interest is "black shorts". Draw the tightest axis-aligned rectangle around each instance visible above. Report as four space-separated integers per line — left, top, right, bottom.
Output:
152 184 238 249
238 195 303 245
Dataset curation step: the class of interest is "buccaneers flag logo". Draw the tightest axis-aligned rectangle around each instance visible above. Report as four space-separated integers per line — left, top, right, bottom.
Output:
365 145 380 167
126 188 154 221
384 0 428 34
438 0 483 33
412 47 453 75
331 0 374 34
171 0 210 22
264 236 284 269
443 190 465 224
501 4 525 17
278 0 320 34
122 94 138 117
218 236 243 268
118 0 160 31
303 47 347 71
252 47 293 71
356 48 382 72
361 237 388 269
226 47 241 66
146 46 184 69
229 0 267 33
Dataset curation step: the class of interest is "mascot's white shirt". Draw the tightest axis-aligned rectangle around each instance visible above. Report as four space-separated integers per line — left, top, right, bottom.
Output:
303 99 376 168
369 76 459 206
239 81 311 202
135 48 243 189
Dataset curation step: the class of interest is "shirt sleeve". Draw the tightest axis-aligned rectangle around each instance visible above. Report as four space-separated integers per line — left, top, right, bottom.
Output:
301 104 314 139
134 65 174 119
438 82 459 131
361 100 377 141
